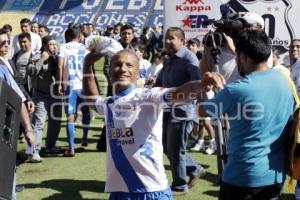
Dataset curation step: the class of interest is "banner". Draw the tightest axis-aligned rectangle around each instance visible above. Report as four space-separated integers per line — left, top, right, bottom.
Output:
165 0 300 50
164 0 223 40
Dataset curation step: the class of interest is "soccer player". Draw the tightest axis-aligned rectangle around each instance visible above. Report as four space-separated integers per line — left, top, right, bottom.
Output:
83 49 176 199
57 26 91 156
83 49 223 199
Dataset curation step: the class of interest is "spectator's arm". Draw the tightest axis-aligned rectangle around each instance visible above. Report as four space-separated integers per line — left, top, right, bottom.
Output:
223 34 236 55
56 57 64 96
21 103 36 146
35 52 49 73
200 46 214 77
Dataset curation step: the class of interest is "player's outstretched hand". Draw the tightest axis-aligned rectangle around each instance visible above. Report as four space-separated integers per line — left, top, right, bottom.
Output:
201 72 225 91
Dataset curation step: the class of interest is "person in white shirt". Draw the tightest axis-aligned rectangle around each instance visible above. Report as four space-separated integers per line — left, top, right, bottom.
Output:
57 26 91 156
201 12 268 83
112 23 122 41
12 18 42 55
145 52 164 87
272 48 290 75
132 43 151 87
31 21 39 34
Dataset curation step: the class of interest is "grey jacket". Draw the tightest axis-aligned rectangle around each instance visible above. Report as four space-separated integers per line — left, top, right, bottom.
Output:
29 53 57 94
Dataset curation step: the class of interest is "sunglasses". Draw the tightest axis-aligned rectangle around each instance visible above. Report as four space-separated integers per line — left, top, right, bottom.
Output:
0 40 10 46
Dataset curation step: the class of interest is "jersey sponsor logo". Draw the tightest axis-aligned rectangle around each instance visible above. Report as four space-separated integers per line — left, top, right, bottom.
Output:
107 124 135 145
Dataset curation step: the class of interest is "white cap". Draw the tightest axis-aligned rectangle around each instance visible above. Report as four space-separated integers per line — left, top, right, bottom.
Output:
240 12 264 29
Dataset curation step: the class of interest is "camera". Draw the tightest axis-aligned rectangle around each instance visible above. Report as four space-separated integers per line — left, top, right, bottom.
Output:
203 4 244 48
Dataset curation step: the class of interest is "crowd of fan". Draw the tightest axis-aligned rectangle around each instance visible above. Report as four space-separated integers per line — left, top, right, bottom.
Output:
1 13 299 199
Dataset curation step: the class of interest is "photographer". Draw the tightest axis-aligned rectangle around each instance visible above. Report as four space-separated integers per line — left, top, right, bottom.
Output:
180 29 293 200
201 12 265 82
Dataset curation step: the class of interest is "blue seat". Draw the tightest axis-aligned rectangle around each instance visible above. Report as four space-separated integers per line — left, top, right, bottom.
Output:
6 0 43 11
0 0 6 10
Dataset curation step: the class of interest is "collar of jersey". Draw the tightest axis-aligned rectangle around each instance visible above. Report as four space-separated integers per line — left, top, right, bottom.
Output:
116 86 134 97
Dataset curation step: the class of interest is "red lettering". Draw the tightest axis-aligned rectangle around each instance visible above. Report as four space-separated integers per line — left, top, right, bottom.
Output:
175 5 211 12
176 5 183 11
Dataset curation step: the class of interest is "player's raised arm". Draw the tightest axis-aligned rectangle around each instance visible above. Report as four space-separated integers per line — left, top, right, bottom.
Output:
83 50 103 104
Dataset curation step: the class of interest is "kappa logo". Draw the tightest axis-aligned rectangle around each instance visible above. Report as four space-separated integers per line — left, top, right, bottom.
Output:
176 0 210 12
183 0 204 4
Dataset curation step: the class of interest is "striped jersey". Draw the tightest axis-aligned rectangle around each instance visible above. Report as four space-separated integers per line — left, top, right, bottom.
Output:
58 41 88 90
94 87 171 193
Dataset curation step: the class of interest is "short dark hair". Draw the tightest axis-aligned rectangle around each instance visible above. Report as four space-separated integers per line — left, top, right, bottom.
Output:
132 43 145 53
18 32 31 42
272 47 281 58
20 18 31 25
152 51 165 61
166 27 185 40
39 25 49 33
121 24 134 33
187 38 201 47
115 22 123 28
42 35 55 46
291 39 300 43
2 24 12 32
235 30 271 64
65 26 81 41
0 28 7 35
68 22 75 29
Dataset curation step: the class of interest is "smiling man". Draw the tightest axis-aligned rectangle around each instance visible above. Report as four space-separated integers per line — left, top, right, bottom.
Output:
83 49 174 199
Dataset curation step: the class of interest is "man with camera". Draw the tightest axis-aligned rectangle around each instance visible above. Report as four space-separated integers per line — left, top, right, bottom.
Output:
201 12 266 82
179 29 293 200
